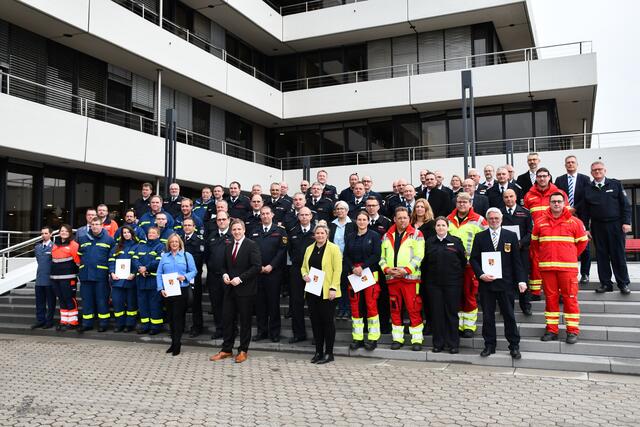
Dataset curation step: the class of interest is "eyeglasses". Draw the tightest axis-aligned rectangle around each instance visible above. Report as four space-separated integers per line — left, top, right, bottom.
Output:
550 200 564 204
216 218 229 221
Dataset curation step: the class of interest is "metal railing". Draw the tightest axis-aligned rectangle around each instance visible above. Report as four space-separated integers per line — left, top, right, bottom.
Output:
0 231 58 279
280 41 593 91
279 130 640 170
113 0 280 89
0 231 41 252
0 71 280 167
275 0 368 16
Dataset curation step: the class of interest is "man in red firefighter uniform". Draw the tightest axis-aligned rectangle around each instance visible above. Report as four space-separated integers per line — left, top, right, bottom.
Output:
523 167 568 300
379 206 425 351
532 192 588 344
447 192 488 338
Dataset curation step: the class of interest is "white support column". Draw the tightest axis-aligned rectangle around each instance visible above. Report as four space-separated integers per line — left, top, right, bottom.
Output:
156 69 162 136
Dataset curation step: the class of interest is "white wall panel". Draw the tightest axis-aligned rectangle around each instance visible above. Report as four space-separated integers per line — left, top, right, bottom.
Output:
17 0 90 31
224 0 282 39
529 54 597 92
226 64 282 118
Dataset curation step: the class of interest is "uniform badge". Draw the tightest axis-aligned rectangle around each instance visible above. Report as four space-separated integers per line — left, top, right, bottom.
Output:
282 236 288 244
504 243 511 253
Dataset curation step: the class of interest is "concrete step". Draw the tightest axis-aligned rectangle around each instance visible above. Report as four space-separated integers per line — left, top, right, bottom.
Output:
580 282 640 291
2 322 640 375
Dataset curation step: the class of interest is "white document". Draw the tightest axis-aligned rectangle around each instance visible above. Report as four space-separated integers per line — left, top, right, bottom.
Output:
481 252 503 279
162 272 182 297
348 267 376 293
502 225 520 240
115 259 131 278
304 267 325 296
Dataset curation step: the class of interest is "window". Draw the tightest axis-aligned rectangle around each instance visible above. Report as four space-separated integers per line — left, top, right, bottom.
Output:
321 128 345 155
476 114 503 155
43 172 67 229
75 174 95 228
420 120 447 159
394 117 420 148
5 170 33 231
345 125 368 153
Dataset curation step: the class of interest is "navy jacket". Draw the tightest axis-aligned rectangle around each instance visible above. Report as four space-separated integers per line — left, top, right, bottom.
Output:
555 173 591 222
133 238 164 290
343 229 382 273
108 240 138 289
78 229 115 282
583 178 632 228
34 240 53 286
470 228 526 292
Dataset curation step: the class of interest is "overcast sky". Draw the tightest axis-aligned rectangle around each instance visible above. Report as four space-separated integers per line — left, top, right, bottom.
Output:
529 0 640 135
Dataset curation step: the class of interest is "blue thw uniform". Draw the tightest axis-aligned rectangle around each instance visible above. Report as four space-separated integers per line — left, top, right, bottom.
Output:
132 238 164 332
34 240 55 327
157 226 175 245
193 198 215 223
108 240 139 330
173 215 204 238
114 224 147 244
251 223 288 340
138 210 175 234
77 229 115 329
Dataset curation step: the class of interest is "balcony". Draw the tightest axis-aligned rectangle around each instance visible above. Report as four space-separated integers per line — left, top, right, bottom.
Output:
263 0 368 16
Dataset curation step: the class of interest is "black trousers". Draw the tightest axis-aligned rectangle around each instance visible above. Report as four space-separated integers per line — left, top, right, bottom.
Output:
307 293 337 355
191 261 204 330
580 244 591 277
289 264 307 339
221 291 255 353
592 220 630 288
427 284 461 349
207 272 225 334
256 271 282 338
166 287 189 346
376 269 391 333
518 249 531 313
479 286 520 350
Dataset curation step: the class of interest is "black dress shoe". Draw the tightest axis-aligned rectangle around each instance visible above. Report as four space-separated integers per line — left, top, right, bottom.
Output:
461 329 474 339
288 336 307 344
310 353 324 363
521 307 533 316
316 354 334 364
431 347 443 353
166 344 175 354
449 347 459 354
480 347 496 357
114 326 124 333
620 285 632 295
42 323 53 329
510 348 522 359
540 331 558 341
390 342 403 350
364 341 377 351
349 340 364 350
172 344 181 356
252 333 268 341
55 324 64 331
149 329 160 336
271 336 280 343
579 275 589 285
595 285 614 293
123 326 134 333
530 294 542 301
30 322 45 330
411 344 423 352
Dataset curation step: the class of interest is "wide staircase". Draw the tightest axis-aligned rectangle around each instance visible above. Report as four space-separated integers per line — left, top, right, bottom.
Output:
1 278 640 374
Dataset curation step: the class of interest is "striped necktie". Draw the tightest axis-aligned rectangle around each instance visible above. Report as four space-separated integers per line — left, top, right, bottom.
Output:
568 175 575 207
491 231 498 250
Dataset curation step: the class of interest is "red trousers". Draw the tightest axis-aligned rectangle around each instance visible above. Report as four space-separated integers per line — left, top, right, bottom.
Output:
459 264 478 313
388 280 423 327
541 270 580 335
529 247 542 295
349 283 380 318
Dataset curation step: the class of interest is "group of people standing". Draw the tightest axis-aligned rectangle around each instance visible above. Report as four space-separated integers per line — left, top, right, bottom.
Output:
32 153 633 363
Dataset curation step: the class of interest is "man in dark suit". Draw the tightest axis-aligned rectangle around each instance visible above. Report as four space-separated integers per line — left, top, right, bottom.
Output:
486 166 524 210
315 169 338 201
347 181 367 219
554 155 592 283
516 152 541 196
463 179 489 218
210 219 262 364
226 181 252 222
421 172 451 217
501 189 533 315
470 207 527 360
434 170 454 199
338 173 360 202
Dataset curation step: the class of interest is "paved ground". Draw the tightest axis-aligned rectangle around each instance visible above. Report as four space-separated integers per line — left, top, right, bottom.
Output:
0 334 638 426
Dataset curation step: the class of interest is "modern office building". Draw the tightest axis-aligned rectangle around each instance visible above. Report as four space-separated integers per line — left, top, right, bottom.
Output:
0 0 637 235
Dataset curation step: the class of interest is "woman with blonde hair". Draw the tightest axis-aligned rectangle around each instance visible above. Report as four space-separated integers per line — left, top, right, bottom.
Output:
156 233 196 356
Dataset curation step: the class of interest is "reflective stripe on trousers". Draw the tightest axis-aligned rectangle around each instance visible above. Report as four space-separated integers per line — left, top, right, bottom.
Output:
458 309 478 331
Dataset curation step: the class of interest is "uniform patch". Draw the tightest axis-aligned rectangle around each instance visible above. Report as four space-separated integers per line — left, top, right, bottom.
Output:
504 243 511 253
282 236 288 244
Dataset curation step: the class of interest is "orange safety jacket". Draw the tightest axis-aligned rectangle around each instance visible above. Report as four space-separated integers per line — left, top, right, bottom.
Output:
524 183 567 223
531 207 588 272
102 217 119 237
50 240 80 283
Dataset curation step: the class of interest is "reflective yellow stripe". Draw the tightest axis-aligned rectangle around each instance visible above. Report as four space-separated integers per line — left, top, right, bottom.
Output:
140 318 150 323
114 311 125 317
530 206 547 212
544 312 560 316
82 314 94 320
108 258 115 262
126 310 138 316
538 236 576 243
531 235 539 241
79 265 85 269
150 318 163 324
80 242 92 247
138 252 147 256
539 261 579 268
529 279 542 284
575 236 588 242
564 313 580 319
96 265 109 270
98 313 111 319
96 243 111 248
391 324 404 343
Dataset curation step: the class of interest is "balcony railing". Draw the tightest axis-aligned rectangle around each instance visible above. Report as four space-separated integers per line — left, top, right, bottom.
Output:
263 0 368 16
280 41 593 91
0 71 280 168
279 130 640 170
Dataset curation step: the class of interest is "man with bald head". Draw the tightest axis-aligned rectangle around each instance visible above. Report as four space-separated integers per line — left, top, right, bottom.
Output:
280 182 292 204
467 168 487 195
463 179 489 218
486 166 523 209
386 178 408 217
434 170 454 199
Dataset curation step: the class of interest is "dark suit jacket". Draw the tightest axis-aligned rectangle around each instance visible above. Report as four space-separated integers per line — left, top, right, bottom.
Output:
222 238 262 297
329 221 357 242
471 195 489 218
486 182 523 210
500 205 532 249
470 228 526 292
555 173 590 221
421 187 451 218
516 171 535 196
